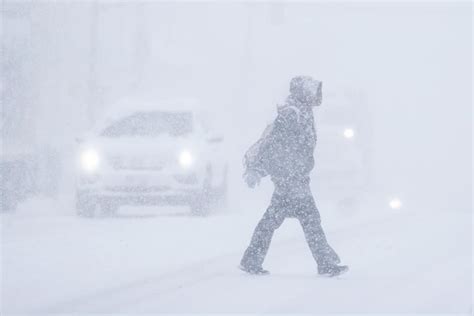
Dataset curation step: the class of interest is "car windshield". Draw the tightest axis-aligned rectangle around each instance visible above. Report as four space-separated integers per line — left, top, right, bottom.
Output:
101 111 193 137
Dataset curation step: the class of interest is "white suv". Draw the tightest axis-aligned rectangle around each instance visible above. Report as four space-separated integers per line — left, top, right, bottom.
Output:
75 103 228 217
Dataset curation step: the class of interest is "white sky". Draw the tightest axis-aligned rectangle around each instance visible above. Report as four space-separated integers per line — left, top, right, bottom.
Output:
3 1 472 212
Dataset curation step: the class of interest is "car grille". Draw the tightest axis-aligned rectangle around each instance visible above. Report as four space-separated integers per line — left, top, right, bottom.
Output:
105 185 170 193
108 156 167 170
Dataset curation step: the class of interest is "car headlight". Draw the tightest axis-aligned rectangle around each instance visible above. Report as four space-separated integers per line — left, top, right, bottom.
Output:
80 149 100 172
343 128 355 139
389 198 402 210
178 150 194 168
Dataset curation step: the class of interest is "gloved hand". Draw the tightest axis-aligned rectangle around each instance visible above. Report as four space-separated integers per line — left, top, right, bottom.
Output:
244 170 261 188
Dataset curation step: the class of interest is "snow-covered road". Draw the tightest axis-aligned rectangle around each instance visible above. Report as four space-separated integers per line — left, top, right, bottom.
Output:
1 201 471 314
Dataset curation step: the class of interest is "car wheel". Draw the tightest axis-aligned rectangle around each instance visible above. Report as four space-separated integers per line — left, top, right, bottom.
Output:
1 178 19 212
1 193 17 212
76 193 97 217
190 188 211 216
205 165 228 213
190 165 213 216
99 200 118 217
217 166 229 208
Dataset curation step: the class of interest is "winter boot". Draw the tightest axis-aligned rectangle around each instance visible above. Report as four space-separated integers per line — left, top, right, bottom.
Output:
239 264 270 275
318 264 349 277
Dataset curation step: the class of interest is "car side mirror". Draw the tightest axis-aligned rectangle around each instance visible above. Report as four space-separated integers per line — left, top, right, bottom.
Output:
208 136 223 143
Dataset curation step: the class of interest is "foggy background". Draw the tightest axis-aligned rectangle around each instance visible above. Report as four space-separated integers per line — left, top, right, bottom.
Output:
2 1 471 213
1 1 472 314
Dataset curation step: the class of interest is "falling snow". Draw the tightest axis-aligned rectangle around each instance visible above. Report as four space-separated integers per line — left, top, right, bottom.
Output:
1 2 471 315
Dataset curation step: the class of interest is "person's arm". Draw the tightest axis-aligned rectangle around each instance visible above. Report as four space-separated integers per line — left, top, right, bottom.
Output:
243 135 270 188
270 107 299 145
243 107 299 187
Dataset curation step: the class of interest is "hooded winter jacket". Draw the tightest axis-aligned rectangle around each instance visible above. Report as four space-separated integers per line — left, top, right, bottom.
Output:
261 95 317 197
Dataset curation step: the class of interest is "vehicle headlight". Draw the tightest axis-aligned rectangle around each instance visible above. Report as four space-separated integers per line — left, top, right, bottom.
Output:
178 150 194 168
80 149 100 172
343 128 355 139
389 198 402 210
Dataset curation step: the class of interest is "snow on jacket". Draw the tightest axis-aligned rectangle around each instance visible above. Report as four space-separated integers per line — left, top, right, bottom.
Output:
248 95 317 197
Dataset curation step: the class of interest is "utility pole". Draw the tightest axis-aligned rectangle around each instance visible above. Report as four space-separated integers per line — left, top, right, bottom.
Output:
133 2 150 92
87 0 100 127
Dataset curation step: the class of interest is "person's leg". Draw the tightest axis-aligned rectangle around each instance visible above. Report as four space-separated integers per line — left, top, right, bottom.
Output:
295 196 341 267
240 194 286 270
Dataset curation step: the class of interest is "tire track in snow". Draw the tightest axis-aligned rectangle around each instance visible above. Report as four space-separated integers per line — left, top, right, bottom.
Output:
38 213 409 313
39 253 234 313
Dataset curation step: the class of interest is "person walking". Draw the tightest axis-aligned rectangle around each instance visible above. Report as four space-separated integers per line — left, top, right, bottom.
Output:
240 76 348 277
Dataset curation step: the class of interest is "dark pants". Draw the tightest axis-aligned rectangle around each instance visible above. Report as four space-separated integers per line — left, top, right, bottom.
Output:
241 193 340 269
